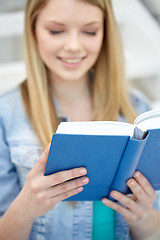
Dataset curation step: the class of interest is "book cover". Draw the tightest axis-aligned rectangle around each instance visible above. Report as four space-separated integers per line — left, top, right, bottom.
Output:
45 109 160 201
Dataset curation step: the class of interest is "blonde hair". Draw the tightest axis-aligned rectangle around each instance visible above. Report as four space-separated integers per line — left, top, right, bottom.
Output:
21 0 136 149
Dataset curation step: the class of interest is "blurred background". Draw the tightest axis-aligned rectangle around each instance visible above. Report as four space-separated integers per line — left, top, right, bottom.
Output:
0 0 160 109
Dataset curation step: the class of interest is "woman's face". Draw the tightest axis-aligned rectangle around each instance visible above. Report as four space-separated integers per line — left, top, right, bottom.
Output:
35 0 104 83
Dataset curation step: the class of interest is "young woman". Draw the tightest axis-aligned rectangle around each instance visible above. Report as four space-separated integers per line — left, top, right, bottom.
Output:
0 0 160 239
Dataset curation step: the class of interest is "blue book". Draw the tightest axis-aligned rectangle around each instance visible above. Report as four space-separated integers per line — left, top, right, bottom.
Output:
45 109 160 201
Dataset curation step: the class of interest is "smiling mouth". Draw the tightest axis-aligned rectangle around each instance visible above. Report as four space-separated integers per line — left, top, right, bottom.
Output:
58 57 86 64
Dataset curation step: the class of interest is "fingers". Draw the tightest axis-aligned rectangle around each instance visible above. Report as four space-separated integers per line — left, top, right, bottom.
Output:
102 197 137 224
28 167 88 194
102 192 148 225
39 177 89 209
127 178 148 205
33 143 51 174
48 185 84 208
50 176 89 197
111 191 147 219
127 172 156 208
44 167 87 187
133 171 156 199
102 171 156 225
40 176 89 199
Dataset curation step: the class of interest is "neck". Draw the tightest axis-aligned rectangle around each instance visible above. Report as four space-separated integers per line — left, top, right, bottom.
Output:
49 73 93 121
50 73 91 104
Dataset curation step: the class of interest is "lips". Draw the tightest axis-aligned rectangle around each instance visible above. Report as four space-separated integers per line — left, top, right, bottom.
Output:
58 57 86 64
57 56 86 69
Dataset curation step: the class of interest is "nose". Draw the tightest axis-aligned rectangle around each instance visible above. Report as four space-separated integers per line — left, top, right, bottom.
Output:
64 32 81 52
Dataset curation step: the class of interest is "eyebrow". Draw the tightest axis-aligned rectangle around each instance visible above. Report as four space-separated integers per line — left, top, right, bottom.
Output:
45 20 65 26
45 20 102 26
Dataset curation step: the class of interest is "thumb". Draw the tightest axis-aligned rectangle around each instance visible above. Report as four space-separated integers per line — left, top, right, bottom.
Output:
34 143 51 174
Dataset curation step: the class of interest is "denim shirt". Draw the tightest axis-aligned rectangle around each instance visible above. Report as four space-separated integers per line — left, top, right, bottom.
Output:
0 86 160 240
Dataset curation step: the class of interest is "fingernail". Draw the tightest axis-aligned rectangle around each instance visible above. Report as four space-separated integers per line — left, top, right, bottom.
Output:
130 180 135 185
82 177 89 184
135 171 140 178
102 198 108 204
111 191 118 197
77 187 83 192
79 168 87 175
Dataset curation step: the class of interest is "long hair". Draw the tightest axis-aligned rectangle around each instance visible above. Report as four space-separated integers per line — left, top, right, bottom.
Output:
21 0 136 149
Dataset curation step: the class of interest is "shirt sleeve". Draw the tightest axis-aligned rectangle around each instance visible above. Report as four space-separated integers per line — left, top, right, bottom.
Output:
0 115 21 217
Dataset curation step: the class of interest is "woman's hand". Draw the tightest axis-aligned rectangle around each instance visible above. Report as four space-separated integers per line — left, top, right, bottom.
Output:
102 171 156 225
1 144 89 240
15 144 89 221
102 171 160 239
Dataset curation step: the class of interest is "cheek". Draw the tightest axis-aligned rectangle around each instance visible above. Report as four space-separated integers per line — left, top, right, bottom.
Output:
87 40 103 58
95 35 104 53
85 34 103 58
36 35 51 60
36 33 59 60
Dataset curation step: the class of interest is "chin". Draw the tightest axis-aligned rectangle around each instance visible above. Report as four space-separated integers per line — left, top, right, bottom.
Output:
58 72 88 82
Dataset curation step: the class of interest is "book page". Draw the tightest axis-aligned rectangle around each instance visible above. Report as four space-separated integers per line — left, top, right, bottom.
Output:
133 109 160 140
56 121 134 136
135 109 160 131
132 126 145 140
